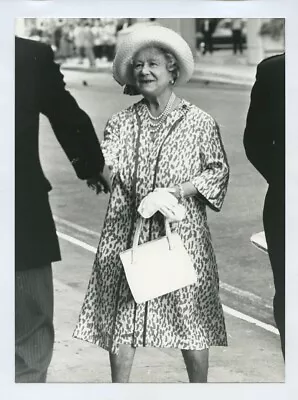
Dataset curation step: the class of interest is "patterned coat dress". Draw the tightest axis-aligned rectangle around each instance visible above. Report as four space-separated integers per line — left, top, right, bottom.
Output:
73 98 230 355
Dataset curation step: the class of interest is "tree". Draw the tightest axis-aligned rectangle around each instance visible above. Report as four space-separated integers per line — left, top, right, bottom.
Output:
259 19 285 41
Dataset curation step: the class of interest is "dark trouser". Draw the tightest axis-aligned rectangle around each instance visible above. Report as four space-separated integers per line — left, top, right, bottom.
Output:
101 44 109 59
15 265 54 382
107 45 116 62
77 46 85 62
84 46 96 67
94 45 103 59
203 32 213 54
263 186 285 359
232 30 243 54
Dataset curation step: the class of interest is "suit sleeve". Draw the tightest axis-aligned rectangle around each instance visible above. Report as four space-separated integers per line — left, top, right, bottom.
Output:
243 63 273 183
39 44 104 179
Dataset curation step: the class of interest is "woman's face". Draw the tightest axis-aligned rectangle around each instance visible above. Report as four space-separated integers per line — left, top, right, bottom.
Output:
132 47 173 98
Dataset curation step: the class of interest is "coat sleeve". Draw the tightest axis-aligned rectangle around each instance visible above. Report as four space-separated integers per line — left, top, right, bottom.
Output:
100 114 121 176
243 62 273 183
39 44 104 180
191 117 229 212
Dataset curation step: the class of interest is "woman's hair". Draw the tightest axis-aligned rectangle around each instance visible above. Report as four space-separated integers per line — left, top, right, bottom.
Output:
158 47 180 84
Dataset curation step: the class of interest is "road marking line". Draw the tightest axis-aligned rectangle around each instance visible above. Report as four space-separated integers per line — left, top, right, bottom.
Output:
219 282 272 309
56 230 279 336
55 216 272 310
54 215 101 238
222 305 279 335
57 231 97 254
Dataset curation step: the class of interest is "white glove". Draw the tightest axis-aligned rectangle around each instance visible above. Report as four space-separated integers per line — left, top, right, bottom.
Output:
155 188 186 221
138 188 186 222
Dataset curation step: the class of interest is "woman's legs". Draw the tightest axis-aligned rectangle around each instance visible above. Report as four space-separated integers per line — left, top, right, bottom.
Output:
109 346 208 382
181 349 209 383
109 345 136 383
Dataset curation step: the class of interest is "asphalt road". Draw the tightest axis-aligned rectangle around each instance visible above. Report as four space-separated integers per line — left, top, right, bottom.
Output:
38 70 284 382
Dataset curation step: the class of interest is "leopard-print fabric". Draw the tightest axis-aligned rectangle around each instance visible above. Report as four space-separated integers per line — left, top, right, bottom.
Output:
73 98 230 355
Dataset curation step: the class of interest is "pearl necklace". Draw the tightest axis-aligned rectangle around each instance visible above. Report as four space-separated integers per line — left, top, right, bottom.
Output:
146 93 176 134
147 92 176 121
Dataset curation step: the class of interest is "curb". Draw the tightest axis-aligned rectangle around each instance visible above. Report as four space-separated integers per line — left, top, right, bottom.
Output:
61 64 112 74
60 64 254 89
191 74 253 89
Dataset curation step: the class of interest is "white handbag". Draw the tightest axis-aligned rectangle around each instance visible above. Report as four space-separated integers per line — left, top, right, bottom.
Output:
120 218 197 304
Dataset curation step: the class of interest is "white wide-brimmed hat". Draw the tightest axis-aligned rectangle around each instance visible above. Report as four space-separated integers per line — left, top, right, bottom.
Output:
113 24 195 87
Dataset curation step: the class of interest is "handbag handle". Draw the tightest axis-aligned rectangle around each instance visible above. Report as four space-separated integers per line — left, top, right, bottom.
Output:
131 218 174 264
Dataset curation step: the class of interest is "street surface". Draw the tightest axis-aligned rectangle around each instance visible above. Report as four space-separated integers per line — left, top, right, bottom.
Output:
39 70 284 382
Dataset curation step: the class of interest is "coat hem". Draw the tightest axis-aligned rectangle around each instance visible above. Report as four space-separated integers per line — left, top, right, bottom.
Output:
72 331 228 355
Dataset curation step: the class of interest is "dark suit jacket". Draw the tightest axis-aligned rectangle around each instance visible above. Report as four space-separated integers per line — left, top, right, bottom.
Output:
244 53 285 258
243 54 285 188
15 37 105 270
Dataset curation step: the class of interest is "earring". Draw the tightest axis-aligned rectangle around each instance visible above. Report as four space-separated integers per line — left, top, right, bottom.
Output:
170 79 175 85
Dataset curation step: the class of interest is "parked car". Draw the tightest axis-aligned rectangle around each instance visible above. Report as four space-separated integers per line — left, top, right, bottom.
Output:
196 18 247 51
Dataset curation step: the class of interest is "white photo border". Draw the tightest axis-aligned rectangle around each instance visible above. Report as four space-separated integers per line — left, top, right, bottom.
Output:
2 0 297 399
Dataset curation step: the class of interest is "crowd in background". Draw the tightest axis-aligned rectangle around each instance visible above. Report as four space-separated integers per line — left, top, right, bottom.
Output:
26 18 147 66
24 18 284 68
26 17 247 67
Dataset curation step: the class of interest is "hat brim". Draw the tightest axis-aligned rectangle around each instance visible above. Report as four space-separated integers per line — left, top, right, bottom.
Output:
113 25 194 87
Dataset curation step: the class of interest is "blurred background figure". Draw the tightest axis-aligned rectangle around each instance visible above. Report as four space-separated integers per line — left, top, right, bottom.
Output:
201 19 215 55
58 24 74 61
92 19 104 62
73 21 85 64
231 18 244 55
82 22 96 67
101 19 117 62
53 21 63 56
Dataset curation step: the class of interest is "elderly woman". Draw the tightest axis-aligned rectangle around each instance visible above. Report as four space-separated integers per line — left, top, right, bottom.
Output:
73 25 229 383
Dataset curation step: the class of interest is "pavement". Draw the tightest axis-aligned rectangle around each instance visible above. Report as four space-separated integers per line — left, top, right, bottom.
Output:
59 50 257 88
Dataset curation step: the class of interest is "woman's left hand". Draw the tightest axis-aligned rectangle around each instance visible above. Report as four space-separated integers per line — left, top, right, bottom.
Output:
154 188 186 221
138 188 186 221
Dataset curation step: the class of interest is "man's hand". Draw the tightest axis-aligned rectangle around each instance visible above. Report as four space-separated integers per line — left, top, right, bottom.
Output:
87 165 112 194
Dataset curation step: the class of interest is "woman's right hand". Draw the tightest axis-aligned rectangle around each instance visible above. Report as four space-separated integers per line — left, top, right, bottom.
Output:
86 164 112 194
